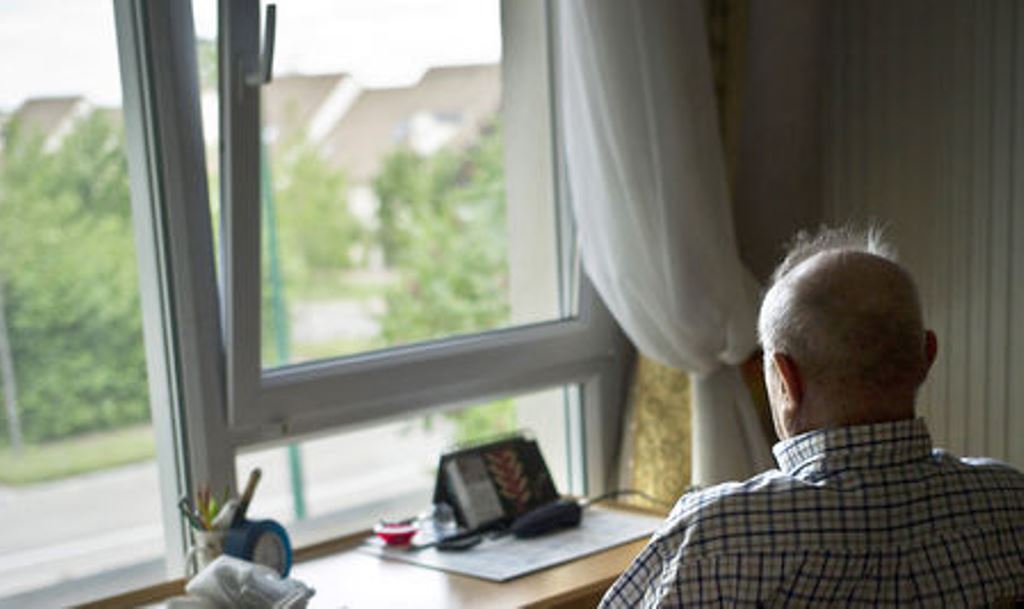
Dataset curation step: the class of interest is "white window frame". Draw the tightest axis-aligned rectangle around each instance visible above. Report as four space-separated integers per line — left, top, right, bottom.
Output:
114 0 239 577
117 6 626 582
215 0 627 495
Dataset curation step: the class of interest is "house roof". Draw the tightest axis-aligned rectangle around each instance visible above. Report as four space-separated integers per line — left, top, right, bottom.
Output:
263 73 350 139
321 64 500 183
3 65 500 185
8 96 86 140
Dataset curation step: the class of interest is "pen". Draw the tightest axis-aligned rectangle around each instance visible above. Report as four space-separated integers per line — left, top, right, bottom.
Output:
197 487 209 529
231 467 262 527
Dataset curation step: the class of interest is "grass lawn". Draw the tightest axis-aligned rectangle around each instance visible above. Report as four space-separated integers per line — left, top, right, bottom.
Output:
0 424 156 486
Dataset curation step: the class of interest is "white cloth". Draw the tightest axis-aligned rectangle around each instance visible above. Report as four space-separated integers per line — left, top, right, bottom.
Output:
185 556 314 609
556 0 772 483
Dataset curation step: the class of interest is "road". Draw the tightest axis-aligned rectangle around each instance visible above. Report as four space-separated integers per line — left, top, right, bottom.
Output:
0 419 449 600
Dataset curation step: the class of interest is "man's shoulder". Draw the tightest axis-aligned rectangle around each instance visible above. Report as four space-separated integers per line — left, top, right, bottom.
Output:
667 470 796 517
655 470 801 549
941 449 1024 472
933 449 1024 490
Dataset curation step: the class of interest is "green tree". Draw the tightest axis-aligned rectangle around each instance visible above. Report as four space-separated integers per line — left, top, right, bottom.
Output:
374 124 516 442
197 37 218 92
271 133 362 286
0 112 149 443
375 123 509 344
259 131 364 363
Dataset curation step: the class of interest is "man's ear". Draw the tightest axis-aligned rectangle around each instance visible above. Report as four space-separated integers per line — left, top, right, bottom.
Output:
771 352 803 407
923 330 938 380
924 330 938 368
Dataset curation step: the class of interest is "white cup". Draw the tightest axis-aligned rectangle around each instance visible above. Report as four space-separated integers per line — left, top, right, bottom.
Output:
185 528 226 577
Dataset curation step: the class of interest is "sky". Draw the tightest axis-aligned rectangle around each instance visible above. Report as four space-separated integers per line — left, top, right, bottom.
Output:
0 0 501 112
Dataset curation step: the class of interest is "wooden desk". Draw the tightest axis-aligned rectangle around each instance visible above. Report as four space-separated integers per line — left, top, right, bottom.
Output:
84 506 658 609
291 534 647 608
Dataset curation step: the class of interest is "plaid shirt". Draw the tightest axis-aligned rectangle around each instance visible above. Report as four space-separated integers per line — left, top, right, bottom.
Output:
601 418 1024 608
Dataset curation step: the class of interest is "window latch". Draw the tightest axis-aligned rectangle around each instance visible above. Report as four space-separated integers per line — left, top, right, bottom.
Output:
246 3 276 86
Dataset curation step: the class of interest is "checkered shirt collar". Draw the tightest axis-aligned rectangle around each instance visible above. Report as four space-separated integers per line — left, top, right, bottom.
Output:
772 417 932 477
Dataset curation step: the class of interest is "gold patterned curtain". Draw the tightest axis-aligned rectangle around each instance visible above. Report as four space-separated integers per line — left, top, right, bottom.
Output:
621 0 766 508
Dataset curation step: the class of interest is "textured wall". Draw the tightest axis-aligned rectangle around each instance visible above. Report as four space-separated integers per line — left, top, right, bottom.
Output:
733 0 827 282
826 0 1024 468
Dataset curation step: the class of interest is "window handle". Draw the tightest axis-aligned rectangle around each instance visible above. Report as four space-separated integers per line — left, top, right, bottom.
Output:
246 3 276 86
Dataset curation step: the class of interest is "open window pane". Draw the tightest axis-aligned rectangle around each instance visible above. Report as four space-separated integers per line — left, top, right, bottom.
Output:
0 1 165 603
256 0 565 369
235 386 572 546
193 1 220 257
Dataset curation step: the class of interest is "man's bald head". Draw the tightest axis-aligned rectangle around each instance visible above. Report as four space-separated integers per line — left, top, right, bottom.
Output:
758 228 934 437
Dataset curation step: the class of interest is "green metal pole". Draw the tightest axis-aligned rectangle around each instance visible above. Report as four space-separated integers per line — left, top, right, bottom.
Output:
261 143 307 520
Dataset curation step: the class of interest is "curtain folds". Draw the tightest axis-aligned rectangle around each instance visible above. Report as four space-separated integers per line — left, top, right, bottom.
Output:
556 0 773 485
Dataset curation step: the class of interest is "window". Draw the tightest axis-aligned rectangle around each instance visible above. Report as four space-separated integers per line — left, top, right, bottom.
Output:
219 0 601 427
209 0 622 529
252 1 564 369
0 1 626 604
213 0 622 493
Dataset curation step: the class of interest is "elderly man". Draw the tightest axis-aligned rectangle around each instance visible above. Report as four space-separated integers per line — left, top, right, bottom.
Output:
601 227 1024 607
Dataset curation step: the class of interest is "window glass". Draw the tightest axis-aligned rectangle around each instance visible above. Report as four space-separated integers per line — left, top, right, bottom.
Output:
193 2 220 262
254 0 565 369
235 386 572 545
0 0 165 603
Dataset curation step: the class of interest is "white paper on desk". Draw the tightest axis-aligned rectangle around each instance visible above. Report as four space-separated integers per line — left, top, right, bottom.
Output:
359 507 662 582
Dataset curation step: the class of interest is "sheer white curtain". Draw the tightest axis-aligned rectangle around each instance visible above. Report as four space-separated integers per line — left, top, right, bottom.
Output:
556 0 774 485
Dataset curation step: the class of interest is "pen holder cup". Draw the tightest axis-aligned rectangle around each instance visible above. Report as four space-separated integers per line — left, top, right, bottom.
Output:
185 528 226 578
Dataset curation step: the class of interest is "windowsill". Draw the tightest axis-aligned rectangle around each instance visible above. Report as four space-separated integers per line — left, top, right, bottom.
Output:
78 502 664 609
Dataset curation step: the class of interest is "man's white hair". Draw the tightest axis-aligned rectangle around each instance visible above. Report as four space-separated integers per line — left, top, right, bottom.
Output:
759 226 926 404
768 225 897 287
